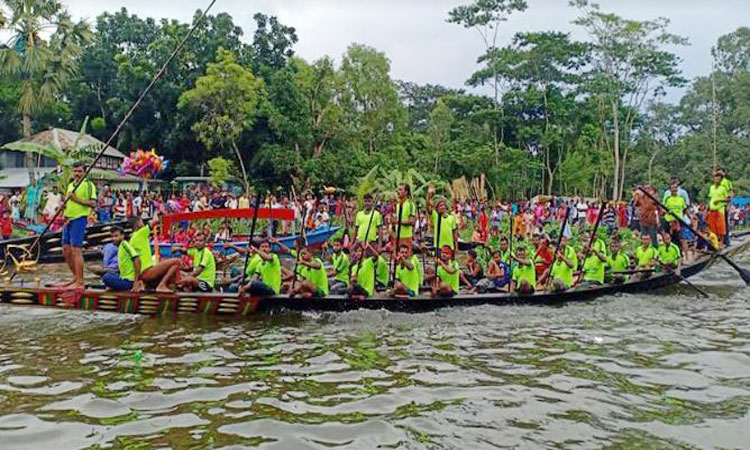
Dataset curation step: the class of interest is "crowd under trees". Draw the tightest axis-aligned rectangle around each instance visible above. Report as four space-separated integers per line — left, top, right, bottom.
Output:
0 1 748 202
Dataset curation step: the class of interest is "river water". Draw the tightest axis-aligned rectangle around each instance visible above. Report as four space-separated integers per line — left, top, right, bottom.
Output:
0 254 749 449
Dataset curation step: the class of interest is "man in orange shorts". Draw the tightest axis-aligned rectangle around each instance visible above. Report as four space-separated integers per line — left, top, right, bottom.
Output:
707 171 729 245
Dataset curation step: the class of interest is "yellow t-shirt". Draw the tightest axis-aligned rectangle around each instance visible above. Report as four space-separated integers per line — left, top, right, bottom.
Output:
64 180 97 219
395 200 415 239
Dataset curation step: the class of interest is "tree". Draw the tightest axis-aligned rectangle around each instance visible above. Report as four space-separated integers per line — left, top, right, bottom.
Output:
571 0 687 200
339 44 406 155
426 100 454 173
474 31 588 194
178 48 265 194
249 13 298 72
0 0 91 139
208 156 235 187
448 0 528 164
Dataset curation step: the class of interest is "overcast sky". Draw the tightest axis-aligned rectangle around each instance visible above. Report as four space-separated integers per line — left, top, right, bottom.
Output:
64 0 748 102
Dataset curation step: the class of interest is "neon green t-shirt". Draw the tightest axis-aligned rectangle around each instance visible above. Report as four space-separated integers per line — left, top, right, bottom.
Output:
635 245 657 268
720 177 733 194
117 240 140 281
437 260 460 294
512 262 536 288
257 254 281 294
709 184 728 212
550 259 574 288
396 200 415 239
355 209 382 242
299 257 329 295
353 257 376 296
396 257 421 294
607 251 630 273
246 254 262 278
129 226 154 272
64 180 97 219
582 254 605 283
331 251 350 286
658 243 681 265
432 211 458 250
376 255 389 286
188 247 216 288
663 194 687 222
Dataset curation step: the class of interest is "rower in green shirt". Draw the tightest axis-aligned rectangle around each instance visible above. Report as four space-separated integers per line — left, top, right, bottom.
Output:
102 226 142 292
325 239 351 294
510 246 536 295
238 239 282 297
350 245 377 299
289 245 329 298
657 231 682 272
547 238 576 292
633 233 658 281
129 216 180 293
391 244 422 297
606 240 631 284
432 246 460 297
579 230 608 286
174 232 216 292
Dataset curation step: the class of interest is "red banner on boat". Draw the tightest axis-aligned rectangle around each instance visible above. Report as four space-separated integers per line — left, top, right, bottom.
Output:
161 208 295 238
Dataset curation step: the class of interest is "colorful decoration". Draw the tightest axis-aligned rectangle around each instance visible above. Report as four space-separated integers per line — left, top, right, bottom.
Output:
120 148 170 179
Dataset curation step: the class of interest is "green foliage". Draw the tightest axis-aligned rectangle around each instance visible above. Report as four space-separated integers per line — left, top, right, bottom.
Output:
207 156 234 187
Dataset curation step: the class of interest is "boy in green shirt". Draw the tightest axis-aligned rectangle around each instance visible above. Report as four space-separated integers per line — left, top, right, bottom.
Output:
633 234 658 281
579 233 607 286
350 244 377 300
353 194 383 248
606 240 631 284
238 239 282 297
174 233 216 292
548 240 576 292
432 246 460 297
391 244 422 297
510 247 536 295
129 216 181 292
326 239 351 294
102 226 142 292
657 231 682 272
289 246 329 298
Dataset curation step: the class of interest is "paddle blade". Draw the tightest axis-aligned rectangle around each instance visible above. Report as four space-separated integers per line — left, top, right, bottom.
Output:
739 267 750 285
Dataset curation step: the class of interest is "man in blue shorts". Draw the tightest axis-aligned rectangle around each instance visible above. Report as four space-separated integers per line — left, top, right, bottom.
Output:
61 162 97 289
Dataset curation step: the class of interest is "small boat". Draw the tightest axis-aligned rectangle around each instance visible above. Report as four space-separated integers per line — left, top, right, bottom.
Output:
157 225 341 258
0 220 133 264
2 233 748 319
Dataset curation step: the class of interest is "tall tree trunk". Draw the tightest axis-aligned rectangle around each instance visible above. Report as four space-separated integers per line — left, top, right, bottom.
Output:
231 141 250 195
648 144 661 185
22 114 35 176
611 100 621 201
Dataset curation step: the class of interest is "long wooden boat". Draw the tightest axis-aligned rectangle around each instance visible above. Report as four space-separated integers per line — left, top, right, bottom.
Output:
1 233 748 318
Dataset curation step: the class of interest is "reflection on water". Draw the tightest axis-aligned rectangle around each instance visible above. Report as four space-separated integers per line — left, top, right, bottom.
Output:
0 256 749 449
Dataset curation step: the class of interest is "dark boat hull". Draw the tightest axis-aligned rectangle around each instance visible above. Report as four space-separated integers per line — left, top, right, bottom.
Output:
0 233 747 319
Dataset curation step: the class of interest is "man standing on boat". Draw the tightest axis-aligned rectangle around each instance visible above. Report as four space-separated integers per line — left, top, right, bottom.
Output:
353 194 383 250
61 162 97 289
394 184 416 248
707 171 729 246
426 185 459 252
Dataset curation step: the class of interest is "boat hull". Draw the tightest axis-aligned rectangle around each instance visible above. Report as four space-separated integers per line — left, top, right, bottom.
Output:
0 233 747 319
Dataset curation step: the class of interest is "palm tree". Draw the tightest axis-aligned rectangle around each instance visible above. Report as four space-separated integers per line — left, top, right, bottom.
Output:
0 0 91 142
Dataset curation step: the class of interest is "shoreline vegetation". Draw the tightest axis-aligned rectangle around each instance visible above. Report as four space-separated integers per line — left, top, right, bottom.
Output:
0 1 747 203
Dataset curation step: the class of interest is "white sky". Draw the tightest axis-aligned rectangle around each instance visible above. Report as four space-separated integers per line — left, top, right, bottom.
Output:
59 0 750 101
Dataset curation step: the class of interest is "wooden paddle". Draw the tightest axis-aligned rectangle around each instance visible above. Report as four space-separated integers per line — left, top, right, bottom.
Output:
290 205 309 293
638 187 750 285
391 201 403 288
239 191 262 289
575 201 607 285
